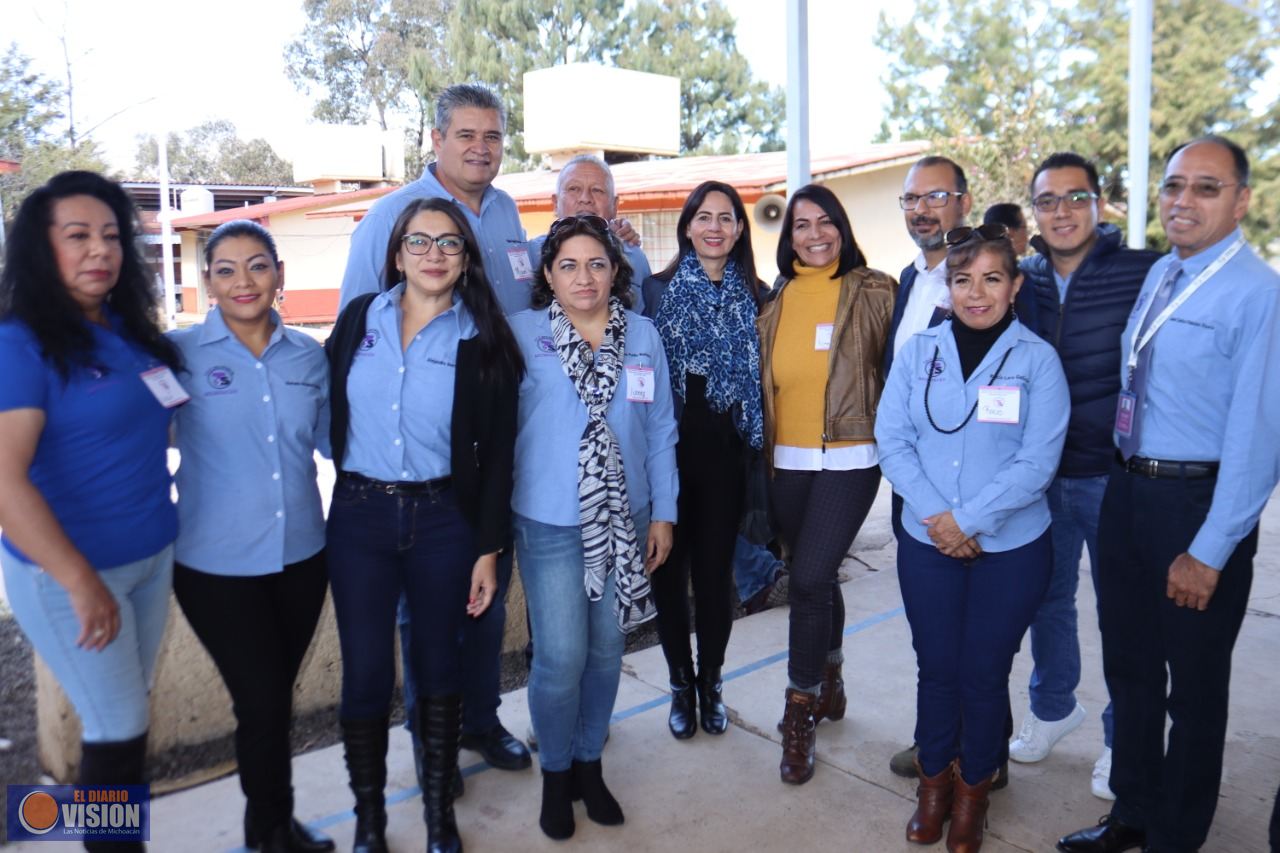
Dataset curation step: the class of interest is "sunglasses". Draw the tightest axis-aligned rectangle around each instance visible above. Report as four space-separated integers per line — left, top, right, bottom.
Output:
944 223 1009 247
548 214 610 237
1032 190 1099 212
1158 178 1242 200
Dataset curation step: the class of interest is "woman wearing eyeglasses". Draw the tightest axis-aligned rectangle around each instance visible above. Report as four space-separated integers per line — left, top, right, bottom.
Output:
875 224 1068 852
326 197 523 853
508 214 677 840
759 184 894 785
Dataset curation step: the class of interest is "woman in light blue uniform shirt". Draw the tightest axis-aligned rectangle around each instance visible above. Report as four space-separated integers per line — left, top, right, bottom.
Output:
508 214 678 840
168 220 333 853
875 225 1068 853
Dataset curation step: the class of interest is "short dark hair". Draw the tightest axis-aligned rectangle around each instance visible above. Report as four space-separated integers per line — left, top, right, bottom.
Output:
1031 152 1101 196
435 83 505 134
532 216 634 310
983 203 1025 230
204 219 280 268
946 232 1020 283
657 181 761 302
0 170 180 376
383 197 523 382
776 183 867 280
912 156 968 194
1166 135 1250 186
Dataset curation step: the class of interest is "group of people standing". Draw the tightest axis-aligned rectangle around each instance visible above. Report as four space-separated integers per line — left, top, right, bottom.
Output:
0 78 1275 853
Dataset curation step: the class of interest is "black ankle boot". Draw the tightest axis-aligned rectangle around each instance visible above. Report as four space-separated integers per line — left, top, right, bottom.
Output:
245 803 334 852
572 759 624 826
79 733 148 853
539 768 575 840
340 717 389 853
419 694 463 853
667 664 697 739
696 666 729 734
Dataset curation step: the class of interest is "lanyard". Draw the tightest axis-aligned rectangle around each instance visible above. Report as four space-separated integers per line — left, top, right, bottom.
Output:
1125 236 1245 385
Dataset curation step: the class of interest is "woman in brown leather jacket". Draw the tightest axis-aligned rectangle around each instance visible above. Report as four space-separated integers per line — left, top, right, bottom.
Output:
758 183 895 785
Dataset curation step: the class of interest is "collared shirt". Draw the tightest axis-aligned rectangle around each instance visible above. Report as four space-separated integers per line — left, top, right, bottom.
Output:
876 319 1069 552
1116 228 1280 569
1054 269 1071 303
343 285 476 482
0 314 177 569
892 253 951 357
526 234 651 315
508 307 679 527
169 309 329 576
339 163 530 314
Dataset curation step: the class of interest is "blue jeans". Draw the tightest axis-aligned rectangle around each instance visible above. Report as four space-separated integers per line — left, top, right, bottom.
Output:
514 512 646 773
1 543 173 741
1028 474 1114 746
898 531 1051 784
732 535 783 603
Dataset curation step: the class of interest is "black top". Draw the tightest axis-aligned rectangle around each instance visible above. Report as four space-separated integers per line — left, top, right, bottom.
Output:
952 308 1014 380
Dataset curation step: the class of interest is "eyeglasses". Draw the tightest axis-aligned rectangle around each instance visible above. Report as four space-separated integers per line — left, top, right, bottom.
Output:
899 190 966 210
1033 190 1099 212
548 214 610 237
401 232 465 256
944 223 1009 247
1158 178 1242 200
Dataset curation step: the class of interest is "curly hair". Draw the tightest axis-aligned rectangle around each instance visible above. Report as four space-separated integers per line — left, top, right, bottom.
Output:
0 170 180 376
531 215 634 310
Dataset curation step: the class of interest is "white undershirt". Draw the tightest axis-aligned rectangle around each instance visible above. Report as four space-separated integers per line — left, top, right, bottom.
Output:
892 253 951 357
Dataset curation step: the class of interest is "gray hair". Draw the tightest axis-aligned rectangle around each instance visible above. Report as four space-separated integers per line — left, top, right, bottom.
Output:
435 83 506 134
556 154 616 200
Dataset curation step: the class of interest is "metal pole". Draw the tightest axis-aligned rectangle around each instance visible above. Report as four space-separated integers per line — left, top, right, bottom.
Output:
157 131 178 329
1128 0 1153 249
786 0 811 195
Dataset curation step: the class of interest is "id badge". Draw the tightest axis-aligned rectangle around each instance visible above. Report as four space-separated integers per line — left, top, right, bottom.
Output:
976 385 1020 424
814 323 834 351
140 366 190 408
1115 389 1137 438
507 246 533 281
626 365 655 403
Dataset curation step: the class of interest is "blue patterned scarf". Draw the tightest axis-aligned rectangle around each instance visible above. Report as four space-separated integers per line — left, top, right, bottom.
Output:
655 251 764 450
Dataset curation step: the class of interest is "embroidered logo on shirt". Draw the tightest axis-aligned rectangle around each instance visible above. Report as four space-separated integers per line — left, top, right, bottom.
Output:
536 335 556 354
924 357 946 378
206 367 234 389
358 330 379 353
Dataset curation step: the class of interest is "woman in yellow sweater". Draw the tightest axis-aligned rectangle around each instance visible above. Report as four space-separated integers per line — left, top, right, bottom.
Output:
758 183 895 785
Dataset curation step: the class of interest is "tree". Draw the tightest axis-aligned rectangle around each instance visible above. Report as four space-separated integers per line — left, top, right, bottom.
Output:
133 120 294 185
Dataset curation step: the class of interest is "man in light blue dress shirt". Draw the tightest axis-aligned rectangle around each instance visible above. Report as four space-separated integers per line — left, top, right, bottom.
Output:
1059 137 1280 853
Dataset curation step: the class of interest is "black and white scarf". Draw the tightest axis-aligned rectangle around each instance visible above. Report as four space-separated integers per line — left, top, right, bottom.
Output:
549 296 657 633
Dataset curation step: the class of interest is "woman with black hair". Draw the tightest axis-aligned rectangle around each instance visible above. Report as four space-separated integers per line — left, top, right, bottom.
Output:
0 171 185 851
326 197 523 853
641 181 764 740
759 184 895 785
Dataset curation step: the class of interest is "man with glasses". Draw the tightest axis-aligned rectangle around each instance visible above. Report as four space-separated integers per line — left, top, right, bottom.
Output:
1011 153 1160 801
1059 136 1280 852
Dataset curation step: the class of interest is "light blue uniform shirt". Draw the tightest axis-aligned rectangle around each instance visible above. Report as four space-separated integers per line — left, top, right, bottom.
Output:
526 233 651 315
169 309 329 576
509 307 679 527
339 163 530 315
343 284 476 482
876 319 1069 552
1054 269 1071 304
1116 228 1280 569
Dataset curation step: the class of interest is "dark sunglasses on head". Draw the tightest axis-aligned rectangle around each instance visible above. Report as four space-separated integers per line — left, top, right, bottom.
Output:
548 214 610 237
944 223 1009 247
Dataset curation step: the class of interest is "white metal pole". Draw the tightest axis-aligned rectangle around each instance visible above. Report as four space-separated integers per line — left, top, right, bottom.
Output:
1128 0 1154 249
157 131 178 329
786 0 811 196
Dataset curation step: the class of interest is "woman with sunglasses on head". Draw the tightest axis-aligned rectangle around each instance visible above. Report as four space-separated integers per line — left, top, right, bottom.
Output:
326 198 523 853
640 181 764 740
508 214 677 840
875 224 1068 852
168 220 333 853
760 184 894 785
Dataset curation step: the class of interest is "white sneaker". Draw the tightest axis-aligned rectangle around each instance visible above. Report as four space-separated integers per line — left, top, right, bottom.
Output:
1008 703 1086 763
1091 747 1116 800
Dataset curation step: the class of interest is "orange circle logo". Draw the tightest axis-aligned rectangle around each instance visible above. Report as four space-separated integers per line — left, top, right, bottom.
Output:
18 790 60 834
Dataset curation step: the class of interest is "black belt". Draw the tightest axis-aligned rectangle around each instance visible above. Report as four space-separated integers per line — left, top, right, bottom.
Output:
1115 452 1219 479
339 471 452 495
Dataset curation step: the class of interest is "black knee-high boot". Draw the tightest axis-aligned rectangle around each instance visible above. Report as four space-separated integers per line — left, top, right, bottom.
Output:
419 695 463 853
79 733 148 853
340 717 389 853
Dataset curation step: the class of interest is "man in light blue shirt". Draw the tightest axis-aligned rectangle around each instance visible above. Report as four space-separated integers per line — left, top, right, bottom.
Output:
1059 136 1280 853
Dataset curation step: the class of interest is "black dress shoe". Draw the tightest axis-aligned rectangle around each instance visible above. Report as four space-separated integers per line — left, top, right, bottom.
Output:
460 723 532 770
245 808 335 852
1057 814 1146 852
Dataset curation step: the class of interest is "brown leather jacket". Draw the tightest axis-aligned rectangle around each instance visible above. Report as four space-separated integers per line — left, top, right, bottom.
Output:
757 266 897 467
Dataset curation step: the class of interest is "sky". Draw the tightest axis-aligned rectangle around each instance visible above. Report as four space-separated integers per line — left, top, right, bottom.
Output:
5 0 898 175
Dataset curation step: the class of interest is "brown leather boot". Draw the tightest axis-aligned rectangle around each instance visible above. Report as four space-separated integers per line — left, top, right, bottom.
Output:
905 758 953 844
946 766 994 853
778 688 818 785
813 660 847 723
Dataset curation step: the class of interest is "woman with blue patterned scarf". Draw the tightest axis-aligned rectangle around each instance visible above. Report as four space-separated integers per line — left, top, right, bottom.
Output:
642 181 766 741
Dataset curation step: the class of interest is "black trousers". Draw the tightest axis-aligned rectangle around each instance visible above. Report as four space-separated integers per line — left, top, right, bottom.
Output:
651 408 744 672
173 551 329 836
1098 464 1255 853
771 466 881 690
